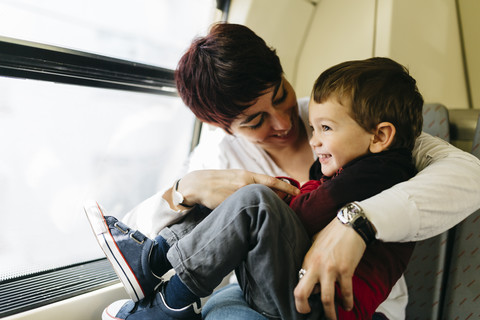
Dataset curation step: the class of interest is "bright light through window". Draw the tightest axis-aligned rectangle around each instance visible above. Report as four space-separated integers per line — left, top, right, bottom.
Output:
0 77 196 279
0 0 217 279
0 0 217 68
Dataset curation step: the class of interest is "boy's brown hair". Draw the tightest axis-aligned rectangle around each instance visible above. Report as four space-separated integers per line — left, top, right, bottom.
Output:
312 57 424 151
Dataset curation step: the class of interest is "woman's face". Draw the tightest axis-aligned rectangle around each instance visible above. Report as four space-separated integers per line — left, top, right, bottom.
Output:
229 77 301 150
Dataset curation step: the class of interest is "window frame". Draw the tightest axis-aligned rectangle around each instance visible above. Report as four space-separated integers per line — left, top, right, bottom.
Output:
0 36 177 95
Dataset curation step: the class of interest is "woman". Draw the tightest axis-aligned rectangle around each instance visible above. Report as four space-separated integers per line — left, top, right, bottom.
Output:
120 23 480 320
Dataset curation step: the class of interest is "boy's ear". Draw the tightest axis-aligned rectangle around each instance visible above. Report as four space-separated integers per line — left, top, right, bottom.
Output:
369 122 396 153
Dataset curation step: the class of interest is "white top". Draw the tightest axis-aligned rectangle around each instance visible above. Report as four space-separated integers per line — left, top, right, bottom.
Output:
123 97 480 320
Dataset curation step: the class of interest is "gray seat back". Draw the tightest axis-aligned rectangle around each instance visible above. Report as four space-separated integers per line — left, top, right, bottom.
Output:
441 114 480 319
471 115 480 158
422 103 450 140
404 103 450 320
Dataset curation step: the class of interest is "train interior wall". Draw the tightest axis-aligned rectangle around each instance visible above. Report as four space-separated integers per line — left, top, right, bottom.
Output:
229 0 480 150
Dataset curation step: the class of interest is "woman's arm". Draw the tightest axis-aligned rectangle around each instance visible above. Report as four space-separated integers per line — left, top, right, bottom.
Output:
122 169 299 238
123 122 304 237
361 132 480 242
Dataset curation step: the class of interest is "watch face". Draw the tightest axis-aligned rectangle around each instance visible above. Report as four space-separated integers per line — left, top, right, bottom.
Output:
345 209 355 221
338 207 352 224
338 203 362 225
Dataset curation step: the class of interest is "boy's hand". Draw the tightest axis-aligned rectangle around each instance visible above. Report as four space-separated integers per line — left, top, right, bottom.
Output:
294 219 366 320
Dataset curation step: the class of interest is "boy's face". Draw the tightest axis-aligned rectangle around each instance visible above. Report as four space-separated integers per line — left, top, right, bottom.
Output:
309 98 374 177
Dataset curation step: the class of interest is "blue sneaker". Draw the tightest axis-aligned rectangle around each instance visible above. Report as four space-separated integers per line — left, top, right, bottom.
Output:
102 284 202 320
84 201 163 302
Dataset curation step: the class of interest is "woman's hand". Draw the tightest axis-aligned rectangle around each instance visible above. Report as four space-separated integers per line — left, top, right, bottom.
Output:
294 219 366 320
170 169 300 209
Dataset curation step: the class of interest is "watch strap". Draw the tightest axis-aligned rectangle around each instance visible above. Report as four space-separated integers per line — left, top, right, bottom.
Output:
353 214 376 245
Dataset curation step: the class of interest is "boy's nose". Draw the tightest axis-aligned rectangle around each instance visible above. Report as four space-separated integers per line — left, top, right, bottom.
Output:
309 135 322 147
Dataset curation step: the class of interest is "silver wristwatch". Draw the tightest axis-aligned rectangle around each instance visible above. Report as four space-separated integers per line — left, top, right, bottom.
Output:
337 202 376 245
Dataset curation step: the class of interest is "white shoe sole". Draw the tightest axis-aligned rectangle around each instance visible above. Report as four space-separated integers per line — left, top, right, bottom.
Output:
102 299 130 320
84 200 144 302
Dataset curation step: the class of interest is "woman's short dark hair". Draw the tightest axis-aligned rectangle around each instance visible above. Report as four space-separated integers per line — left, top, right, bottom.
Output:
312 57 424 151
175 23 283 133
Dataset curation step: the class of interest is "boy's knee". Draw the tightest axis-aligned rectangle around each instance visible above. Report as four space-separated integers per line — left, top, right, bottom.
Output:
230 185 290 214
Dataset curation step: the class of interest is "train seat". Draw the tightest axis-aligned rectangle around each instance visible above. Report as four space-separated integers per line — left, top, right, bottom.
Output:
471 116 480 158
441 114 480 319
421 103 451 141
404 103 451 320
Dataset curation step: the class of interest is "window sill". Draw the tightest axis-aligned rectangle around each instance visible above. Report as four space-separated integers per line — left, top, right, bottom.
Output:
0 259 124 318
4 283 127 320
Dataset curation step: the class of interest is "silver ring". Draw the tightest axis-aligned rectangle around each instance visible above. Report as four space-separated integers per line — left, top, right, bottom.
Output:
298 268 307 280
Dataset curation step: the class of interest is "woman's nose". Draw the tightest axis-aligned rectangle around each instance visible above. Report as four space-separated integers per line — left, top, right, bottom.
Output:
270 110 291 131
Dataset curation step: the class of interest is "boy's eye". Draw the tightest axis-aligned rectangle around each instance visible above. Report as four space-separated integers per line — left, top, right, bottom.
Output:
322 125 331 131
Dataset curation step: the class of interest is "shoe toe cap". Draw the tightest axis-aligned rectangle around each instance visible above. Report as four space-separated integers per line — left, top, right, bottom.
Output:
102 299 131 320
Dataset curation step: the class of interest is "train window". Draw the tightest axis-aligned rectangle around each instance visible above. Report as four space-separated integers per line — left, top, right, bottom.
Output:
0 0 220 315
0 76 194 278
0 0 217 69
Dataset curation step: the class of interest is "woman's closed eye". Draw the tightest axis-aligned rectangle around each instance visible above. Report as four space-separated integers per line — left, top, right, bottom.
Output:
273 85 288 106
243 114 265 130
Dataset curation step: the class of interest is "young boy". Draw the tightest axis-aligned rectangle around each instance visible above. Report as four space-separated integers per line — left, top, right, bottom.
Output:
85 57 423 320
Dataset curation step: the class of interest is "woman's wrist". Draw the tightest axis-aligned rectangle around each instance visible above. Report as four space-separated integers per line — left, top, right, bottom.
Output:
336 202 376 245
172 178 195 208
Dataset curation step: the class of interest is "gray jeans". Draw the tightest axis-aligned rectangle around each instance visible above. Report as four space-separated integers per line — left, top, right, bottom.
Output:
159 184 324 320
